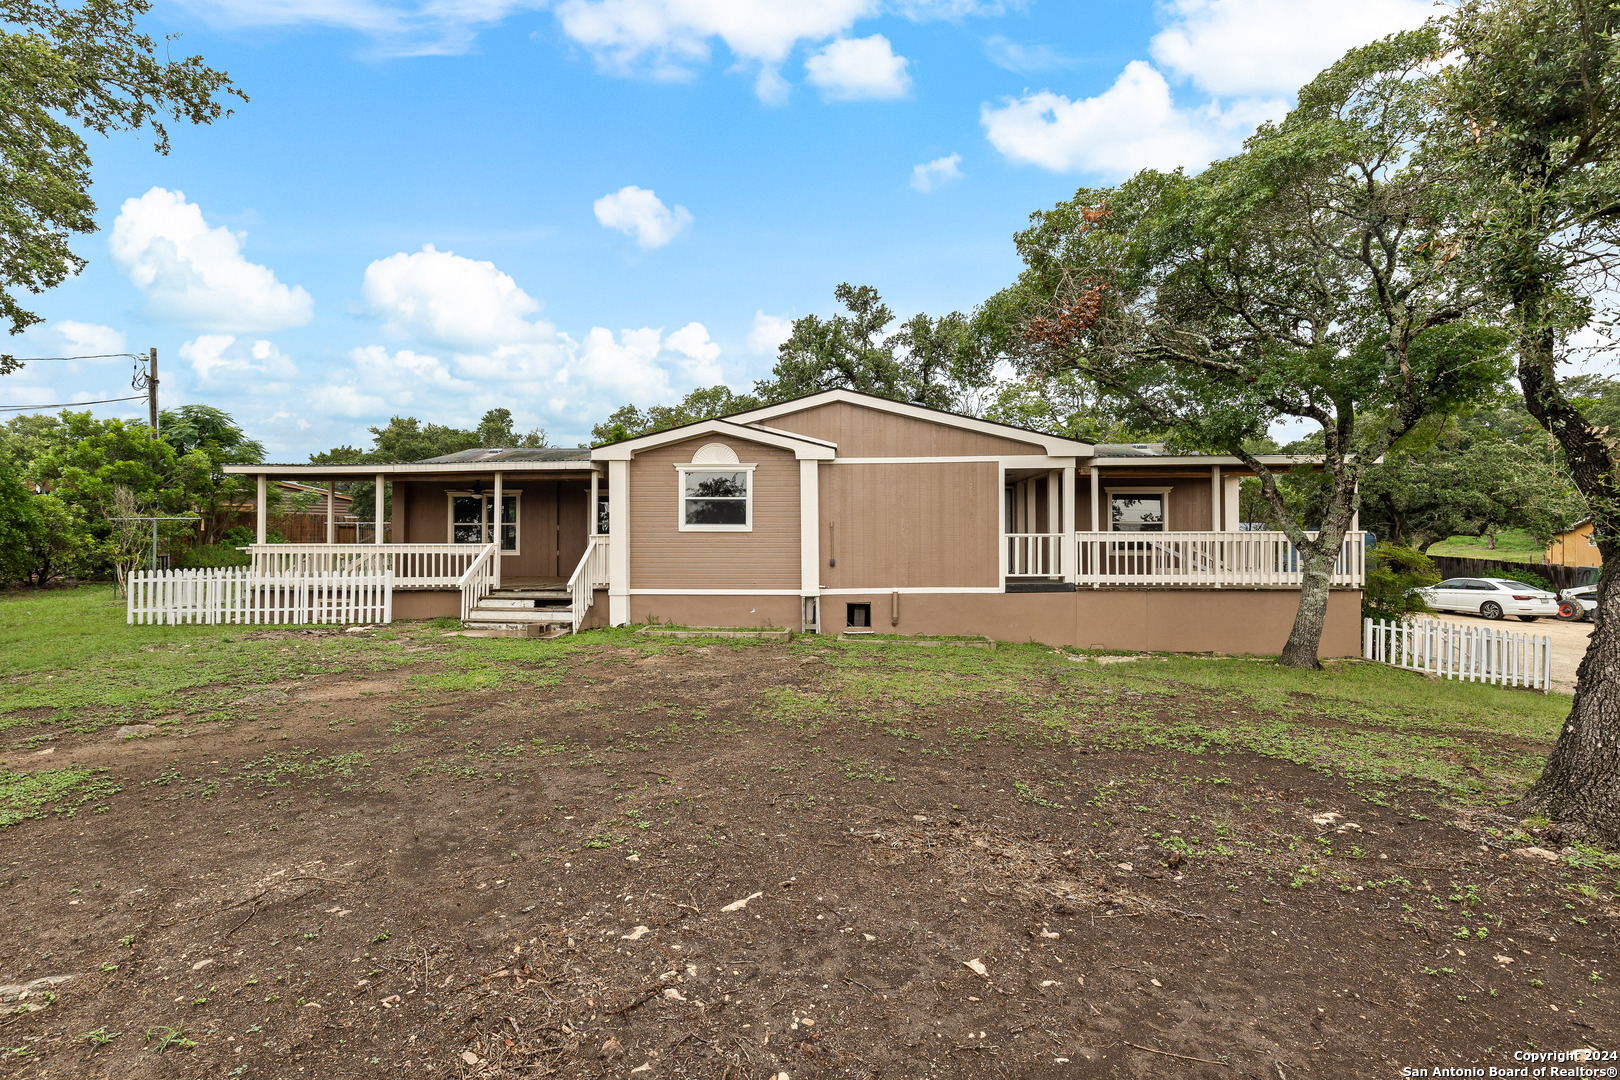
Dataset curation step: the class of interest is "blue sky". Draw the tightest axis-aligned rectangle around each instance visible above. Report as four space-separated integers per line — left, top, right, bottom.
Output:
0 0 1436 459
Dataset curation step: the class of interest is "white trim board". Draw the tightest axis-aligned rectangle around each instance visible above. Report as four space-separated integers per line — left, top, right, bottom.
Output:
829 455 1077 467
819 587 1005 595
627 589 807 596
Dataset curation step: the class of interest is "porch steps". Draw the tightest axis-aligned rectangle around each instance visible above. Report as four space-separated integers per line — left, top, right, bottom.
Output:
463 586 574 633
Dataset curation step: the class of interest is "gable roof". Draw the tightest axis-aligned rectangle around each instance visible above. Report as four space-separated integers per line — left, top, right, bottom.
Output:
590 418 837 461
721 389 1094 457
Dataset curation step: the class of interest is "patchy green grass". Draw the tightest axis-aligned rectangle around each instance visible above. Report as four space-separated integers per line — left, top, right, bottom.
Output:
0 766 121 828
1 584 1573 810
1427 529 1546 565
0 586 421 735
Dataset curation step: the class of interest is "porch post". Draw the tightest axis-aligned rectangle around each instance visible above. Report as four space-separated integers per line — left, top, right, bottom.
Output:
1046 469 1061 576
1211 465 1222 530
1061 464 1076 583
1224 475 1240 531
256 473 267 545
1089 467 1100 531
608 459 630 626
325 481 335 544
374 474 384 545
589 470 599 536
799 458 820 631
492 469 503 588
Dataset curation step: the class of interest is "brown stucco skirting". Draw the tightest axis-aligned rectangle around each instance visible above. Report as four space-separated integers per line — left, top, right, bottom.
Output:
391 590 461 620
630 595 804 632
627 589 1363 657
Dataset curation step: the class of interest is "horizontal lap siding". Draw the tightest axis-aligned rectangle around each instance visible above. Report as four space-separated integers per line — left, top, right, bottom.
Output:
763 401 1045 457
397 479 591 579
822 462 999 589
630 437 800 590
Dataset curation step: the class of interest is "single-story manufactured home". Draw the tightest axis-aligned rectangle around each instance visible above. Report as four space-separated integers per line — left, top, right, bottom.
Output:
224 390 1365 654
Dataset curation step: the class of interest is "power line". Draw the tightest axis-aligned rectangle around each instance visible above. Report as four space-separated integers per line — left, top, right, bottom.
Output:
2 352 143 363
0 393 149 412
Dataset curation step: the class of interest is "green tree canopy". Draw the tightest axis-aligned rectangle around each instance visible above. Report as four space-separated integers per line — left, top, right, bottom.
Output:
998 28 1508 667
591 385 762 445
0 0 242 369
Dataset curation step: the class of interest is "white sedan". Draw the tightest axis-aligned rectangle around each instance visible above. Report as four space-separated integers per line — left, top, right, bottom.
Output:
1421 577 1560 621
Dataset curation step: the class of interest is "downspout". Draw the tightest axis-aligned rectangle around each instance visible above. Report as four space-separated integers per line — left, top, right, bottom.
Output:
890 590 899 628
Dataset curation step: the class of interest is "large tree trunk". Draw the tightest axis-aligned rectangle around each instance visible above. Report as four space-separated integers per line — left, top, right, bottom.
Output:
1511 319 1620 846
1515 561 1620 845
1279 543 1341 669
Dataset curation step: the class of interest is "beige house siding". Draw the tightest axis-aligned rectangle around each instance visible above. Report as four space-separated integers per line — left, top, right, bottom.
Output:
1097 475 1215 532
821 461 1000 589
762 400 1046 457
629 435 800 590
394 478 592 579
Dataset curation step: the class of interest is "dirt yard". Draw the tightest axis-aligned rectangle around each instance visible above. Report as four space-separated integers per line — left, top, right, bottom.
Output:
0 588 1616 1079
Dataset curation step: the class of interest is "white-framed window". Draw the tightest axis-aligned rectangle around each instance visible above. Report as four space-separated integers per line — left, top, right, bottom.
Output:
1106 486 1171 532
676 465 755 531
447 491 520 552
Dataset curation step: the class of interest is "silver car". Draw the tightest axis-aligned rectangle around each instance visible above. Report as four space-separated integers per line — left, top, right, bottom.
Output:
1421 577 1560 622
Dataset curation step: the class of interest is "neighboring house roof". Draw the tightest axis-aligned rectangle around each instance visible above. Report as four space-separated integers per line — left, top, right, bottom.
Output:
415 448 591 463
1552 518 1593 535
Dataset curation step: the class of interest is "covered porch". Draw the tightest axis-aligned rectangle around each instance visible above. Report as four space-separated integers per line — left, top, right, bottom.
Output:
223 450 612 629
1001 453 1365 589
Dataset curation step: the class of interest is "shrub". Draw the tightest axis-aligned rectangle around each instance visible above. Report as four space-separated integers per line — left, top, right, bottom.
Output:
1363 545 1439 623
178 543 250 569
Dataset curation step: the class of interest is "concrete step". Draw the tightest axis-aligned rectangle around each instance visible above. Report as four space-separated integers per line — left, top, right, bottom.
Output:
479 597 542 609
489 588 570 601
466 608 572 624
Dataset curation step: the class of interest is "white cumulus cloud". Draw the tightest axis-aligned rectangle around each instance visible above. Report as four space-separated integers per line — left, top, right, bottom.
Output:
180 334 299 383
109 187 314 333
1151 0 1433 98
805 34 912 100
747 310 794 356
911 153 963 192
981 61 1283 177
171 0 544 56
593 186 693 249
52 321 127 357
362 244 553 350
553 0 873 81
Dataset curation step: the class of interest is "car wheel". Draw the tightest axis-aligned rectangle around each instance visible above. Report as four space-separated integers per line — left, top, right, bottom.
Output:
1480 601 1504 621
1557 600 1583 621
1518 615 1539 622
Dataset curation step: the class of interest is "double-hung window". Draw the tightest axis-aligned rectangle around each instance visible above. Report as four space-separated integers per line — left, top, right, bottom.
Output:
449 493 519 552
678 467 753 531
1109 492 1166 532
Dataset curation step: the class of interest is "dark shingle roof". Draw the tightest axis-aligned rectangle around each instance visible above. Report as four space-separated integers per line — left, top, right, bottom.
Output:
414 447 591 464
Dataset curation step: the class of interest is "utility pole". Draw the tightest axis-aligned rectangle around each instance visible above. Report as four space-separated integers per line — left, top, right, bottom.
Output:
133 348 159 433
147 348 158 434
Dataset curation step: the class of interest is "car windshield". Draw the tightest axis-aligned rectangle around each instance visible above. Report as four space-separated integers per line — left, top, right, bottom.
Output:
1498 581 1544 593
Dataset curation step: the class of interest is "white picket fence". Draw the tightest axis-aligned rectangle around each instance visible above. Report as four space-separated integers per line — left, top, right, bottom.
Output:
126 568 393 626
1363 617 1551 691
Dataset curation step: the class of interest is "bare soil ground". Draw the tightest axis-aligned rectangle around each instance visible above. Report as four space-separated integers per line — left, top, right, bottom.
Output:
1 605 1616 1080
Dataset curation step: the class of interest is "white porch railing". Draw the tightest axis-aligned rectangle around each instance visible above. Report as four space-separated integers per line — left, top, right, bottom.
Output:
567 535 611 633
247 543 486 588
1006 533 1064 577
127 567 392 625
458 542 501 621
1071 531 1365 588
1365 617 1550 691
